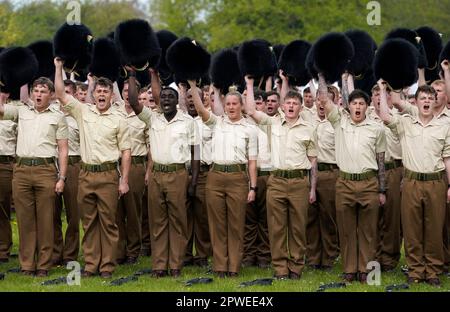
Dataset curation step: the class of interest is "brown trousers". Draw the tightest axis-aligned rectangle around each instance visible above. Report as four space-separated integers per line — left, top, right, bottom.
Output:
117 163 146 260
141 186 151 252
149 169 189 271
12 163 57 271
445 203 450 267
78 169 119 274
0 162 13 260
53 162 80 263
206 170 248 273
267 175 310 276
335 176 379 274
402 177 446 280
377 166 402 269
185 171 211 263
243 174 271 265
306 169 339 267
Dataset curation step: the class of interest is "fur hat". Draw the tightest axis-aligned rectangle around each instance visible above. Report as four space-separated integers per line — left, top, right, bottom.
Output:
0 47 38 93
210 48 242 94
374 38 419 90
279 40 311 86
344 30 376 77
385 28 428 68
312 32 354 83
27 40 55 79
115 19 161 70
166 37 211 81
305 45 318 80
156 30 178 86
238 39 277 80
416 26 443 81
89 37 121 82
53 23 93 74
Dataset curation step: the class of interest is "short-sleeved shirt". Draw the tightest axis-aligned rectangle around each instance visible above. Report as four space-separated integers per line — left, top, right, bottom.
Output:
313 117 336 164
64 96 130 164
66 115 80 156
193 115 212 165
368 109 402 161
388 114 450 173
2 102 68 158
117 106 149 157
259 114 317 170
301 105 317 123
328 106 386 173
205 114 258 165
0 101 21 156
244 116 271 170
401 102 450 125
138 107 199 164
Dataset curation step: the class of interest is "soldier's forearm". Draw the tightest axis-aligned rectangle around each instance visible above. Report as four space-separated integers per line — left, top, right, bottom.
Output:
377 152 386 193
120 150 131 184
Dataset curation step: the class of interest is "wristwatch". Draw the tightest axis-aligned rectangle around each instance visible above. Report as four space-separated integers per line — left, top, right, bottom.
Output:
249 186 258 192
58 175 67 182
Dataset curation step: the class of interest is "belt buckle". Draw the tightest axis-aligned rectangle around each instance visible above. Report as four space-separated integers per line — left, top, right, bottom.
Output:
224 165 230 173
31 159 38 166
161 164 168 172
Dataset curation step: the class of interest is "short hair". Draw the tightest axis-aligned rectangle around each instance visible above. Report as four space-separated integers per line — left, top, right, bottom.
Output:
76 82 88 91
32 77 54 92
139 87 149 95
415 85 437 100
284 90 302 104
64 79 76 93
349 89 370 105
254 88 267 101
266 90 280 100
93 77 113 91
328 85 340 100
303 87 311 94
161 86 179 99
431 79 445 88
371 84 392 93
225 91 243 105
123 78 141 90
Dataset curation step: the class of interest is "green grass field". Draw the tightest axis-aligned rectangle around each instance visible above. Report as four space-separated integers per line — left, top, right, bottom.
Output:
0 213 448 292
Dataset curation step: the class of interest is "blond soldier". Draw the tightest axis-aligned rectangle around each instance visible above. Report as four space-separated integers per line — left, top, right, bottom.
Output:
246 76 317 280
183 86 212 267
54 58 131 279
53 81 81 265
189 79 257 278
321 73 386 284
114 80 149 265
369 84 403 271
127 68 199 278
0 78 68 277
379 82 450 287
306 86 339 270
0 92 18 263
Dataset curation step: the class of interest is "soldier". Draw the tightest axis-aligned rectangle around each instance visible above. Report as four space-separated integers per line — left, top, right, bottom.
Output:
265 91 280 117
246 76 317 280
53 79 81 266
54 58 131 279
379 82 450 287
369 83 403 271
0 77 69 277
306 85 340 270
127 67 199 278
0 91 17 263
320 73 386 284
75 82 88 104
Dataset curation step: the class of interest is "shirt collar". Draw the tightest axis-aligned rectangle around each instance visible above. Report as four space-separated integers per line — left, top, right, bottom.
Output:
89 104 113 116
224 115 247 125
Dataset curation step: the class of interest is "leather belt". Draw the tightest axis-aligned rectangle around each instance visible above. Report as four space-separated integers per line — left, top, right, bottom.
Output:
16 157 54 166
257 169 271 177
339 170 377 181
317 163 338 171
0 155 14 163
81 162 117 172
384 159 403 171
131 156 147 165
404 169 443 181
153 163 185 173
271 169 308 179
68 155 81 165
212 163 246 173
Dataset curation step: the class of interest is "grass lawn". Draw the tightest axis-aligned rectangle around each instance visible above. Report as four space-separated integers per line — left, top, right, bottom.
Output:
0 213 448 292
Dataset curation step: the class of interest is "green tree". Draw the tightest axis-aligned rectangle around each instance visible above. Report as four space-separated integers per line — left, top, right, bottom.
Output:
0 0 24 46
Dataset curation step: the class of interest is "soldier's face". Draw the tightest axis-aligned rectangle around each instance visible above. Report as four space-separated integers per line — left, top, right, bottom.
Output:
225 94 242 121
282 97 301 120
349 98 367 123
186 88 201 116
32 85 53 110
266 95 279 116
303 92 313 108
255 97 267 113
160 89 178 115
76 89 87 103
138 92 150 108
432 84 448 108
416 91 435 118
93 85 112 112
122 83 129 103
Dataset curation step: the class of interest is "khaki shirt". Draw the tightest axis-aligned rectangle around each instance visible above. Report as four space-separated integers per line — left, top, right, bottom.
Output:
328 106 386 173
194 115 213 165
65 96 130 164
302 105 317 122
259 114 317 170
0 100 21 156
244 116 271 169
313 117 336 164
138 107 199 165
205 114 258 165
402 102 450 125
66 115 80 156
388 114 450 173
2 103 68 158
368 109 402 161
117 106 149 157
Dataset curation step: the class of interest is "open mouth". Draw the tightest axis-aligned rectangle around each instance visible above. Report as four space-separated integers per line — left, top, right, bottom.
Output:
98 98 106 104
35 98 42 104
355 111 361 117
423 104 430 111
288 109 294 113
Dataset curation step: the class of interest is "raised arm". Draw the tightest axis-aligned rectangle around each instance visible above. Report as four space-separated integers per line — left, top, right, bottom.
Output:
112 81 122 103
177 82 188 113
126 68 144 115
378 79 393 124
86 73 95 104
441 60 450 100
341 72 350 111
279 70 289 104
309 79 317 102
244 75 268 124
417 68 427 87
265 76 273 92
20 84 29 103
0 92 8 118
308 156 317 204
318 73 335 116
149 68 161 108
187 79 210 122
390 91 410 113
54 57 71 106
211 85 225 116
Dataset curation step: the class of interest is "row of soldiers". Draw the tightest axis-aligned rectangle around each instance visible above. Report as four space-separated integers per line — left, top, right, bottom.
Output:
0 58 449 287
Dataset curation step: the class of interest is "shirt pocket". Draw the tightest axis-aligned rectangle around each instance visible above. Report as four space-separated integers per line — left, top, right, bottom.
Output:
101 118 118 137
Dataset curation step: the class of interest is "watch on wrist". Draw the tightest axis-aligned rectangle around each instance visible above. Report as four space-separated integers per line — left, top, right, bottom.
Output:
58 175 67 182
379 189 386 194
249 186 258 192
